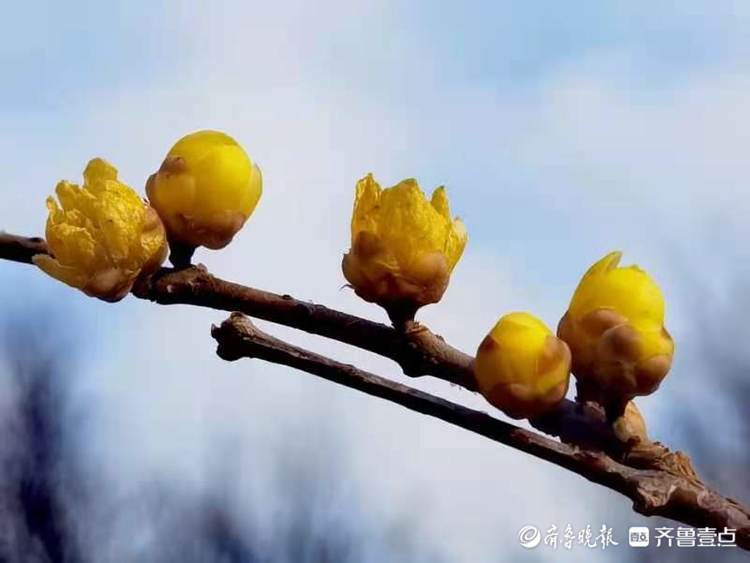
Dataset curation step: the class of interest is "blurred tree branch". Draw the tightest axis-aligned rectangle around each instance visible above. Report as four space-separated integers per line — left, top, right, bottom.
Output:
0 312 84 562
2 232 749 550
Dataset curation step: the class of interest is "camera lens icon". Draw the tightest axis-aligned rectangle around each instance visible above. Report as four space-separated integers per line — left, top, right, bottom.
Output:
518 525 541 549
628 527 650 547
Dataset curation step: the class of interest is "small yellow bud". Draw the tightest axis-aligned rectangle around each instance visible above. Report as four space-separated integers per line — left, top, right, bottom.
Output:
146 130 262 252
557 252 674 405
474 312 571 420
33 158 168 302
342 174 467 322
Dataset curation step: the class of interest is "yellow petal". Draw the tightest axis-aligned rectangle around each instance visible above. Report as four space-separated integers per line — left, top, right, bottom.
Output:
430 186 451 220
569 251 665 328
45 222 98 269
83 158 118 187
32 254 89 289
191 144 253 217
351 173 382 237
379 179 445 266
167 130 239 164
444 218 468 272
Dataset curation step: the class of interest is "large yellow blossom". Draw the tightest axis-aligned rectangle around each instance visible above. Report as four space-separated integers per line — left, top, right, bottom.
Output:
342 174 467 322
557 252 674 406
33 158 167 302
474 312 571 420
146 130 262 253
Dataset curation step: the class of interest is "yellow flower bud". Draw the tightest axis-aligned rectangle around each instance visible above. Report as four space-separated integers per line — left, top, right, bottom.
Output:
146 130 262 253
557 252 674 406
342 174 467 322
474 312 571 420
33 158 168 302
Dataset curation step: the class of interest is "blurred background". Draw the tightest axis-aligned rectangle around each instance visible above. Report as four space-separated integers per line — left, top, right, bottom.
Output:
1 1 748 561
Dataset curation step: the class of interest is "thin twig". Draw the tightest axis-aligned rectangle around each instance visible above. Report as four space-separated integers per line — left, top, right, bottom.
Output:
212 313 750 549
0 233 474 387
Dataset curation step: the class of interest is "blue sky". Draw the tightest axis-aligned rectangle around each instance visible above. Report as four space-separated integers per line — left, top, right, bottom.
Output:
2 2 749 560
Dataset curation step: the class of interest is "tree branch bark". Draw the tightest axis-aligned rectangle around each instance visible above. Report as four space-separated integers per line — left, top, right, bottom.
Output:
3 232 749 549
212 313 750 549
0 233 473 387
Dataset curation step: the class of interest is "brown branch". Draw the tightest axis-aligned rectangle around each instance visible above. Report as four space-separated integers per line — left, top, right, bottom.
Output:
133 266 477 388
0 233 474 387
0 232 48 264
212 313 750 549
4 232 750 548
